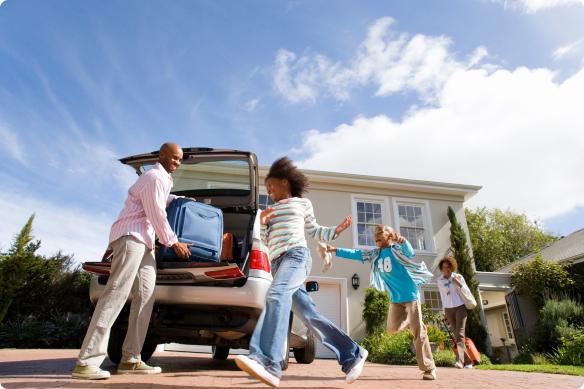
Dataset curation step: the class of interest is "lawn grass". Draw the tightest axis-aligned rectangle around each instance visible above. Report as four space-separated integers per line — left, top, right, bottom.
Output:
476 364 584 377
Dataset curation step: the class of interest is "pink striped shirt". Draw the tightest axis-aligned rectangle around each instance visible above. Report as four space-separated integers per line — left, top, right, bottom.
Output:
109 162 178 249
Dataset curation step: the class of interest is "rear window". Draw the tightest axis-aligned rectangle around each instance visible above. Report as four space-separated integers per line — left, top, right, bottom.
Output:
140 159 251 197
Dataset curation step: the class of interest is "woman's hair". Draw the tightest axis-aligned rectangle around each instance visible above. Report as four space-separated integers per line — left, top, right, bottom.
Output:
266 156 309 197
438 255 458 272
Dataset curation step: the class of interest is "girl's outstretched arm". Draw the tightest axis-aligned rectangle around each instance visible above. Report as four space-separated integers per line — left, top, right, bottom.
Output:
326 244 379 263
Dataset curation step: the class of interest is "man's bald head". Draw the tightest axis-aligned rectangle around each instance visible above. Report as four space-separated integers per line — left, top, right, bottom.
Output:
158 142 183 173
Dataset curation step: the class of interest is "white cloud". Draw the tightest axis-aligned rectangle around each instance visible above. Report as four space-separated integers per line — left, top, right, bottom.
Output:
0 190 112 262
297 66 584 221
0 123 26 165
245 98 261 112
553 39 584 60
490 0 584 13
273 17 489 104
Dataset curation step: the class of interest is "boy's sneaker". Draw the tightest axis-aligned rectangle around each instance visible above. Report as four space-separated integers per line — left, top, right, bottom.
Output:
454 361 464 369
346 347 368 384
235 355 280 388
117 361 162 375
422 367 437 380
72 364 111 380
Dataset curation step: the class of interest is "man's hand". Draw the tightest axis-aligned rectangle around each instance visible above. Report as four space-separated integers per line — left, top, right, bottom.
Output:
172 242 192 259
335 215 352 236
260 207 276 225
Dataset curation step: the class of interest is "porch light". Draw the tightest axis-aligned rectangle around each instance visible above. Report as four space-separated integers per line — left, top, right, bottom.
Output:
351 273 360 290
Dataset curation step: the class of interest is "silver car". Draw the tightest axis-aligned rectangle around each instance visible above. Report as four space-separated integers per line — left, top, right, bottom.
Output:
84 148 316 369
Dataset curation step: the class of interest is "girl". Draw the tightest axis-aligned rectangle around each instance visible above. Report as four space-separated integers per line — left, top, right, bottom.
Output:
326 224 437 380
235 157 367 387
437 256 473 369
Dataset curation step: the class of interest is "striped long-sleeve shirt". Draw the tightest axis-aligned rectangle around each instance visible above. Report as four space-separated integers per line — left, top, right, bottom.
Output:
109 162 179 249
260 197 338 261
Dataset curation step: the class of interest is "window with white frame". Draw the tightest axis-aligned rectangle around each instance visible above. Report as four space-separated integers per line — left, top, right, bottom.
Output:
355 199 385 247
396 202 429 251
423 290 443 311
502 311 514 339
258 193 275 210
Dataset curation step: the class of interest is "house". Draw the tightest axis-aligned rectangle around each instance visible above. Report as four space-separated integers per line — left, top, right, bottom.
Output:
258 167 514 359
495 228 584 352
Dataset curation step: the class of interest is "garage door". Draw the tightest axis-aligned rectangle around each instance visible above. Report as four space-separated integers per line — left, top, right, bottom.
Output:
308 281 342 359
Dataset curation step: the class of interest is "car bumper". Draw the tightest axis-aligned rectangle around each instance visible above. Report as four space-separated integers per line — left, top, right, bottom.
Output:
89 275 271 310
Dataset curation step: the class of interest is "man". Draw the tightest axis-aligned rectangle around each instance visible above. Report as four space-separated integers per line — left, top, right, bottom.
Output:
72 143 191 380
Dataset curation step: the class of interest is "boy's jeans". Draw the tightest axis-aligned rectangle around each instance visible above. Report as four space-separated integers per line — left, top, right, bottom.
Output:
249 247 361 378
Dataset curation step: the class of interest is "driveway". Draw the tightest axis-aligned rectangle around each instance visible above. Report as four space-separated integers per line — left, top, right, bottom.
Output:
1 349 583 389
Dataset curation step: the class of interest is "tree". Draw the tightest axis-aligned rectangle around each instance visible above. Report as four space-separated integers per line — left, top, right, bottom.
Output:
465 207 558 272
510 255 574 307
447 206 488 352
0 215 92 348
0 214 40 323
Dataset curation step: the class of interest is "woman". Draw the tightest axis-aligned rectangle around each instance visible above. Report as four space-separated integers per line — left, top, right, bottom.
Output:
437 256 473 369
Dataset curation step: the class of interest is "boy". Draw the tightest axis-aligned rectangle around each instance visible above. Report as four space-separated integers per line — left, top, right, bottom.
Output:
326 224 437 380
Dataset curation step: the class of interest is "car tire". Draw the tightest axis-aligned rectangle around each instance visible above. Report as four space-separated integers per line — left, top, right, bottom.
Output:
293 331 316 364
141 337 159 362
211 345 230 360
107 324 125 364
281 330 290 371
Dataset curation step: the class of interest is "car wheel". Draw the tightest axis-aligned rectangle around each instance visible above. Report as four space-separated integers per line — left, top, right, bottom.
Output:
293 331 316 364
212 345 230 360
107 324 125 364
141 337 159 362
281 329 290 371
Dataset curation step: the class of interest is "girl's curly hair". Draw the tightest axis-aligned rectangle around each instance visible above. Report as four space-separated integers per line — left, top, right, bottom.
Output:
266 156 309 198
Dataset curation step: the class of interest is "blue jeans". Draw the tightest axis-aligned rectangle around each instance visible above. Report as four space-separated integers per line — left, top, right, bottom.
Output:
249 247 361 378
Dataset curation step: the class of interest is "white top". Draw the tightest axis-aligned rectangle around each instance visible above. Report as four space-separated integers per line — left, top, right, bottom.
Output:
438 272 467 309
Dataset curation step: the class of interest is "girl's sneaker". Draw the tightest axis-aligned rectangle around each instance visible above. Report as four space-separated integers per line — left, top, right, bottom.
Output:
235 355 280 388
346 347 368 384
422 368 437 380
464 364 474 369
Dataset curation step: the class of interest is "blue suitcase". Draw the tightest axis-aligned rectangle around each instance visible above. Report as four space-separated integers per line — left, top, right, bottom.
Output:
159 198 224 262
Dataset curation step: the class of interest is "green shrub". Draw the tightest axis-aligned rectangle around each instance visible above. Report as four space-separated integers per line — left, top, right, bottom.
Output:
427 325 449 348
0 313 89 348
361 330 415 365
421 304 443 328
479 353 492 366
513 352 534 364
551 329 584 366
362 288 390 337
532 353 551 365
538 298 584 351
433 349 456 367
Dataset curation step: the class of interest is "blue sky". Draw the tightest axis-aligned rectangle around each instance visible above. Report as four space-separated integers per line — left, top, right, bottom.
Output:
1 0 584 260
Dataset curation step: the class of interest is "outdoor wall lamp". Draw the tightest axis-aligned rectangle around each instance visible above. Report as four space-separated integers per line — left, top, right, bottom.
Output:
351 273 360 290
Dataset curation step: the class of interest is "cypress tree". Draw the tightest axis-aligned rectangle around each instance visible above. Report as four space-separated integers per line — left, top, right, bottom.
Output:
447 206 488 352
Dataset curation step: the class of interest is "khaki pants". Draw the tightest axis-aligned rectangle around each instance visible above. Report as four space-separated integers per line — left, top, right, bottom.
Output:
387 299 435 371
444 304 470 365
77 236 156 367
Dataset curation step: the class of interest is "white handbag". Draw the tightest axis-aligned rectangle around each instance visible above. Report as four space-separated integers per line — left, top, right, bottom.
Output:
454 274 477 310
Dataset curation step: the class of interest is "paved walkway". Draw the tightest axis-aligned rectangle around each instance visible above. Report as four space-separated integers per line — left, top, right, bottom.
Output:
1 349 583 389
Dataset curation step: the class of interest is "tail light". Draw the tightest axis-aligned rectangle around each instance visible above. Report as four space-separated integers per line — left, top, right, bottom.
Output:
102 246 113 262
204 267 245 280
250 249 270 273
